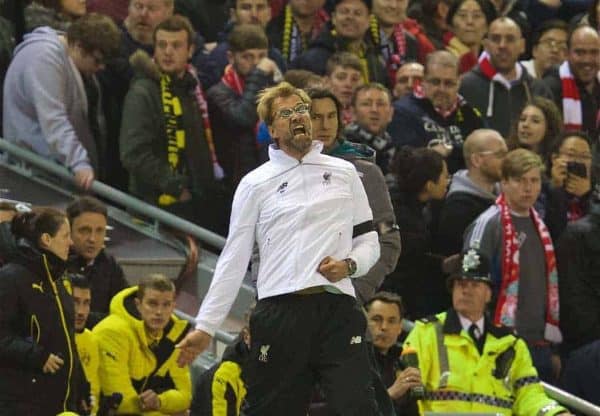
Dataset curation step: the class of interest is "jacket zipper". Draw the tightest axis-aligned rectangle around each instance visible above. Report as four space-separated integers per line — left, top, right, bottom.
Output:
43 255 74 412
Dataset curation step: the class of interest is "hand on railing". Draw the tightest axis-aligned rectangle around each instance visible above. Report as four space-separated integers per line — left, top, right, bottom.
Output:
74 168 94 190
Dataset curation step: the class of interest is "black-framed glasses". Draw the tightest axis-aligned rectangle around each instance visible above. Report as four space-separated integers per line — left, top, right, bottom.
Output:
274 103 310 119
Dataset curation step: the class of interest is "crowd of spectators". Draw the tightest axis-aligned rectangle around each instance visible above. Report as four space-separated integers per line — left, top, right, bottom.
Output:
2 0 600 413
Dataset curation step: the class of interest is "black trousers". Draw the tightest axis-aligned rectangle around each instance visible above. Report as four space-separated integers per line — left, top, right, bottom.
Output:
242 292 380 416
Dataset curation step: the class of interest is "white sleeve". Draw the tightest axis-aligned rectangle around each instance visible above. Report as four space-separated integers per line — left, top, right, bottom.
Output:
347 169 380 277
194 178 259 336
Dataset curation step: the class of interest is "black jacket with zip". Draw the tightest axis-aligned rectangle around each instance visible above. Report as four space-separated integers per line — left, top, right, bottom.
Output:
459 64 553 137
0 241 80 414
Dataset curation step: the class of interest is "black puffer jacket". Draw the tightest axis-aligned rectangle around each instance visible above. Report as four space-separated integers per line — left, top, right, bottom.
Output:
0 241 80 415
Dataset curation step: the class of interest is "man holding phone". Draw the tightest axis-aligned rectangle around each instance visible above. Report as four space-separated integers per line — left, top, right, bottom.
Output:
546 131 594 240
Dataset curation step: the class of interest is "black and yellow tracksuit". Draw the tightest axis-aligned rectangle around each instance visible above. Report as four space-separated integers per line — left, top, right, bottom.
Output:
0 242 79 415
191 337 249 415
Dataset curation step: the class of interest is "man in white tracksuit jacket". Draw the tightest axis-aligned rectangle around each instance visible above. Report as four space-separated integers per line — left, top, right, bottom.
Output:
177 82 381 415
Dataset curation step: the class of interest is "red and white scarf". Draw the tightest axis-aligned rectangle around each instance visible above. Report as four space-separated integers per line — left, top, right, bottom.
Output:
478 50 521 89
496 193 562 343
477 51 523 117
221 64 245 95
559 61 582 131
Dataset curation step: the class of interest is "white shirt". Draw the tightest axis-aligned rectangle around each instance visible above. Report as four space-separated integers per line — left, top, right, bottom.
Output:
195 142 380 336
458 313 484 339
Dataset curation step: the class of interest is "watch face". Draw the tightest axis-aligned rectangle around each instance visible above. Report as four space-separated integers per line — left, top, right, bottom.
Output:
346 258 357 275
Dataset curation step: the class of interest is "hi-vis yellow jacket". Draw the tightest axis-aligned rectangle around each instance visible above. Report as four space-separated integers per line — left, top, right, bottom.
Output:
93 286 192 415
404 310 567 416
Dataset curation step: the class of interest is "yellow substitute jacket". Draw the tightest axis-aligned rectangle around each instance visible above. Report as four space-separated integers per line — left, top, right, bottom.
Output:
404 310 567 416
93 286 192 415
75 329 100 415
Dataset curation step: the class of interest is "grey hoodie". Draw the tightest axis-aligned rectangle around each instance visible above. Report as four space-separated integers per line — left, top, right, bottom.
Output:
3 27 96 173
447 169 498 200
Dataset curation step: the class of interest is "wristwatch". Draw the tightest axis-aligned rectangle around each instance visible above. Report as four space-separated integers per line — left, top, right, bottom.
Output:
343 258 357 277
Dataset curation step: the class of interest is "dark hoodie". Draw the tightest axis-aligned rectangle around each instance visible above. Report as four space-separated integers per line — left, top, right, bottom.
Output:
434 169 499 256
389 94 484 174
459 63 553 137
291 22 389 86
0 241 80 414
328 140 401 304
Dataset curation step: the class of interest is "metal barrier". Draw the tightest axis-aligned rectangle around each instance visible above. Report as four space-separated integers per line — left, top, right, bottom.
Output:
543 382 600 416
0 138 226 249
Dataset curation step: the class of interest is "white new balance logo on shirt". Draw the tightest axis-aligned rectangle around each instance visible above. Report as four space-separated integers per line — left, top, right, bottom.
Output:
350 336 362 345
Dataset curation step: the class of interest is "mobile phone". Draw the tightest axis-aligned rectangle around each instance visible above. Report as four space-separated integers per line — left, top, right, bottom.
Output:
567 161 587 178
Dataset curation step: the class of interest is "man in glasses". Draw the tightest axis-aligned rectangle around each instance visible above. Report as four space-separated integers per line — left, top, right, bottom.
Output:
435 129 507 257
520 19 568 79
177 82 381 415
3 13 120 190
389 50 484 173
543 24 600 138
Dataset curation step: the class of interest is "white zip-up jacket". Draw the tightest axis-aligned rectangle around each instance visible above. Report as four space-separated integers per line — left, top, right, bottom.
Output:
195 142 380 336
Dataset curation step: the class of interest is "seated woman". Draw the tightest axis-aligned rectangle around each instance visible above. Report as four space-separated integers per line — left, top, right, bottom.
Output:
545 131 594 241
444 0 497 74
382 147 450 320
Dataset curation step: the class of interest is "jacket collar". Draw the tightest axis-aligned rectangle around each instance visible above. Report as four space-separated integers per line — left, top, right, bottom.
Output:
15 239 67 282
444 308 514 338
268 140 324 168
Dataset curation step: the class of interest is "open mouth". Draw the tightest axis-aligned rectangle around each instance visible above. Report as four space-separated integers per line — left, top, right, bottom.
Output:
292 125 307 135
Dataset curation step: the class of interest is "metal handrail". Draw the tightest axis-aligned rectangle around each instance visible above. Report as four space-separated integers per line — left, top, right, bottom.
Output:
543 382 600 415
0 138 226 249
175 310 237 345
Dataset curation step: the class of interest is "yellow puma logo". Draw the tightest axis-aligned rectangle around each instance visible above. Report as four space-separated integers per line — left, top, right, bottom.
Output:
31 282 44 293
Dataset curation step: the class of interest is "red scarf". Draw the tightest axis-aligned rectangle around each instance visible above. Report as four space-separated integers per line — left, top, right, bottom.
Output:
220 64 260 140
187 64 224 179
496 193 561 343
221 64 245 95
559 61 582 131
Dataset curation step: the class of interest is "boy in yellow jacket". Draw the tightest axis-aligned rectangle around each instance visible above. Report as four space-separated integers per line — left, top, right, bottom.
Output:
94 274 192 415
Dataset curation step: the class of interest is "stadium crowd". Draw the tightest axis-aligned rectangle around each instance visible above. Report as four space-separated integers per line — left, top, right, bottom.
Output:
1 0 600 414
